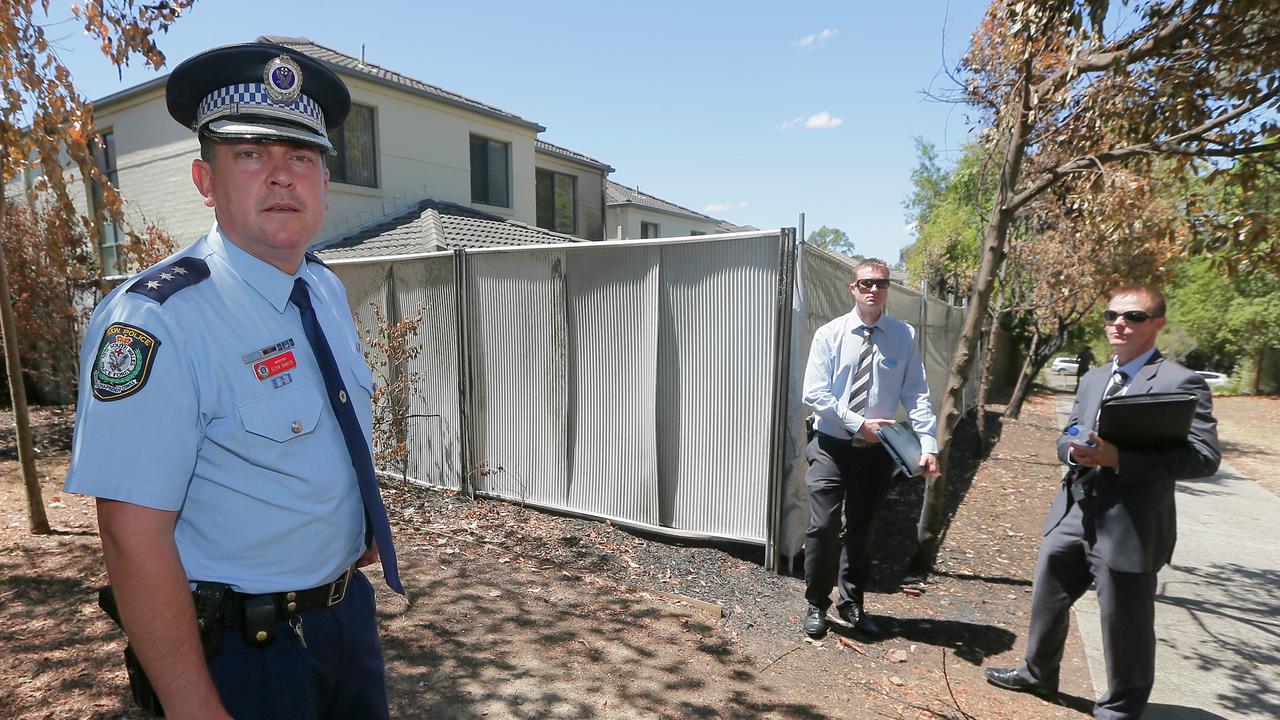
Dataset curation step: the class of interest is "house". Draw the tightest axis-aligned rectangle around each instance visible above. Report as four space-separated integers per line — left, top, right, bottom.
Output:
605 180 754 240
72 35 614 275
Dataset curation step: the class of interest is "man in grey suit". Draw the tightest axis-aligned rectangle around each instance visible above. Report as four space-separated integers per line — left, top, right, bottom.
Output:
986 283 1221 720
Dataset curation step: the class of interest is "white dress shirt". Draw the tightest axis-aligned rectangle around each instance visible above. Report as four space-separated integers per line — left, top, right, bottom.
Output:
802 309 938 453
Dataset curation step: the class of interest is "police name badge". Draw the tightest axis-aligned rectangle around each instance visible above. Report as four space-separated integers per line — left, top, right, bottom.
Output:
91 323 161 402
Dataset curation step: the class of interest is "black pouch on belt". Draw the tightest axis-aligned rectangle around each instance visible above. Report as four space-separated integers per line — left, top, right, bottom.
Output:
98 583 229 717
239 592 279 647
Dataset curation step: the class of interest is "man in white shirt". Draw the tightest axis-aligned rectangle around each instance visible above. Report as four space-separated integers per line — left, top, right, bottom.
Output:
800 258 938 638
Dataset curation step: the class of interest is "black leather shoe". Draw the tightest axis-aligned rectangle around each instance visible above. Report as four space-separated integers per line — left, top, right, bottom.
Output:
803 605 827 637
985 667 1057 698
837 605 884 637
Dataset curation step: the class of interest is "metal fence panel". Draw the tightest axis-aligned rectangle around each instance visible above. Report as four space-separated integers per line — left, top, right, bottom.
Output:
466 250 569 506
656 234 781 542
563 245 662 523
393 256 463 489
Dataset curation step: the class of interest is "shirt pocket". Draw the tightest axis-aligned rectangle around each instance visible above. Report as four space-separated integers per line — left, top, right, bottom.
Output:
238 381 324 442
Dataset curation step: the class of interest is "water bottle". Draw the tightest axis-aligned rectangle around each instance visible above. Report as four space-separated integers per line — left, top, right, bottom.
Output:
1067 425 1095 447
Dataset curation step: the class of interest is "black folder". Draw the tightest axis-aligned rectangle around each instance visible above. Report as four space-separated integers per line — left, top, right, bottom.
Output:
876 423 923 478
1097 392 1197 449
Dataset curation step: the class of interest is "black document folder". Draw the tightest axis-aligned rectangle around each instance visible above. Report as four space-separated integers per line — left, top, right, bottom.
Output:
876 423 923 478
1097 392 1197 449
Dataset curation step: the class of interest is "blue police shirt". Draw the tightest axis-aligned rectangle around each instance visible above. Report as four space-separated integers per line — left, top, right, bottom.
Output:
65 225 369 594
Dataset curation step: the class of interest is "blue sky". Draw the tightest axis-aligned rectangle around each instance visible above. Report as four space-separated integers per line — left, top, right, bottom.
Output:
46 0 991 261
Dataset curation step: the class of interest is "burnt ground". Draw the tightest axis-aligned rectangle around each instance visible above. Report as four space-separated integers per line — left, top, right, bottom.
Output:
2 390 1270 719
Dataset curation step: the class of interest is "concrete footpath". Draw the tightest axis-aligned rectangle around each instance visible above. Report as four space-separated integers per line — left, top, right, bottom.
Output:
1051 391 1280 720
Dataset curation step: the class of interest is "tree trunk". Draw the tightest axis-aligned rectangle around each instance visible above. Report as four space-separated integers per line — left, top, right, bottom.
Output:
1005 333 1041 420
0 181 51 534
1255 347 1265 395
974 310 997 445
912 60 1034 574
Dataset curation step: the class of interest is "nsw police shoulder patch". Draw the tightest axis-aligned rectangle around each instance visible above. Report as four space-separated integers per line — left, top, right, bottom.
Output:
91 323 161 402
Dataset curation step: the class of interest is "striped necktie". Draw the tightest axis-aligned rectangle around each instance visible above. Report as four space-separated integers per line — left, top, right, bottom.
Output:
1093 369 1129 429
848 326 876 416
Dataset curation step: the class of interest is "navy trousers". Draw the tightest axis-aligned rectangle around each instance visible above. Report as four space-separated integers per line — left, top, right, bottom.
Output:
803 434 896 612
208 569 390 719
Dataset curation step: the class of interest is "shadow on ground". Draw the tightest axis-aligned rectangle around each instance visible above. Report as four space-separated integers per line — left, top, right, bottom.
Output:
1157 561 1280 720
379 553 828 719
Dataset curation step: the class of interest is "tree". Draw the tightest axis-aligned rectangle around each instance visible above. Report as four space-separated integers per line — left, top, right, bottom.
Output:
903 138 993 301
914 0 1280 572
1 0 195 534
806 225 858 258
1168 257 1280 391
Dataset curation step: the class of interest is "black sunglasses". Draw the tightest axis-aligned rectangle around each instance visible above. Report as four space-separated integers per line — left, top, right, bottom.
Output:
854 278 891 290
1103 309 1161 323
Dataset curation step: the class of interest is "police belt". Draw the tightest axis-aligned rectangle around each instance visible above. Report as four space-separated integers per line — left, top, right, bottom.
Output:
223 565 355 629
816 430 874 449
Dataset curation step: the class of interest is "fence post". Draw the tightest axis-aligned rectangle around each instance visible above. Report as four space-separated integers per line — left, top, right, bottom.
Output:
765 228 798 573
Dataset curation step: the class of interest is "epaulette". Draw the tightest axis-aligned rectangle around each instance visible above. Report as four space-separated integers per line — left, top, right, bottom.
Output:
126 257 211 304
304 251 330 269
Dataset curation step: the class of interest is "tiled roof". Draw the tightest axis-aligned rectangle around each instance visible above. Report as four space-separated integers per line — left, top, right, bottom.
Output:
605 180 719 222
315 198 584 260
717 220 759 232
534 140 613 172
260 36 543 131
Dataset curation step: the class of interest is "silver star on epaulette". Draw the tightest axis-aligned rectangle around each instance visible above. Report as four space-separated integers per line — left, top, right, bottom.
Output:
146 280 162 290
160 272 175 281
173 266 188 275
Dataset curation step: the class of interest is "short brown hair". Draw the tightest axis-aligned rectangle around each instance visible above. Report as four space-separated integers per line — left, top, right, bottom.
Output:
1109 282 1166 317
852 258 890 279
199 134 217 165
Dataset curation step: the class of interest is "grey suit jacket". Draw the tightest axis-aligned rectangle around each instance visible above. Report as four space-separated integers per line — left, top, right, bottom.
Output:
1044 350 1221 573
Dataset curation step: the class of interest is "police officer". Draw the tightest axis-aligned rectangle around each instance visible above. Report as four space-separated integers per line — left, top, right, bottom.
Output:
66 42 402 718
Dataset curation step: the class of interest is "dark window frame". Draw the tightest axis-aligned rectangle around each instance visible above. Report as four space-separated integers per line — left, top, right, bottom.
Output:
91 130 124 276
535 168 577 234
640 221 660 239
470 135 511 208
326 102 378 188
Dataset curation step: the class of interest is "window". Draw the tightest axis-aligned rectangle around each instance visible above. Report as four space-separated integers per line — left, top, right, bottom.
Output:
535 169 576 233
326 103 377 187
91 131 124 276
470 135 510 207
640 221 660 239
690 230 706 236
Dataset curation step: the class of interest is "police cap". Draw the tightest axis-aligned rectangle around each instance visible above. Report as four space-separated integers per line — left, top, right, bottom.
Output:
166 42 350 153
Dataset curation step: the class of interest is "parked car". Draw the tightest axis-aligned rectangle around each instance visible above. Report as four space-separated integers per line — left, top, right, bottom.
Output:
1050 356 1080 375
1195 370 1229 387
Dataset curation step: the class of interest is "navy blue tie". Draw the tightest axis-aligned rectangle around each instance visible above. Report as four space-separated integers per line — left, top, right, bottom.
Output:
290 278 403 594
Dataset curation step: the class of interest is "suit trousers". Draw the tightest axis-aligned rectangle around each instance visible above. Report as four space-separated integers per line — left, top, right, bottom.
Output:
208 569 390 719
803 435 896 612
1019 498 1158 720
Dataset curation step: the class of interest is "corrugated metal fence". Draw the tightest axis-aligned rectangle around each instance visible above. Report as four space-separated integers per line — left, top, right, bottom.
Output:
328 230 970 570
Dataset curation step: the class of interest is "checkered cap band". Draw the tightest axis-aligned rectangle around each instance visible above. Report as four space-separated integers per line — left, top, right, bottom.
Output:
195 83 326 133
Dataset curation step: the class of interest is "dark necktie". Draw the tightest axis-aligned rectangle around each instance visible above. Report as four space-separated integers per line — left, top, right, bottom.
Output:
290 278 403 594
1093 369 1129 429
848 326 876 416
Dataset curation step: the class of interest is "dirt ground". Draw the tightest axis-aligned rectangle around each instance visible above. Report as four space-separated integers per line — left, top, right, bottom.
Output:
1 390 1272 719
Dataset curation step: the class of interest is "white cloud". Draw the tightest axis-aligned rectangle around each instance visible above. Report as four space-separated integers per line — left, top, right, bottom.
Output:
705 201 749 213
777 111 844 130
803 111 844 129
795 28 838 48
